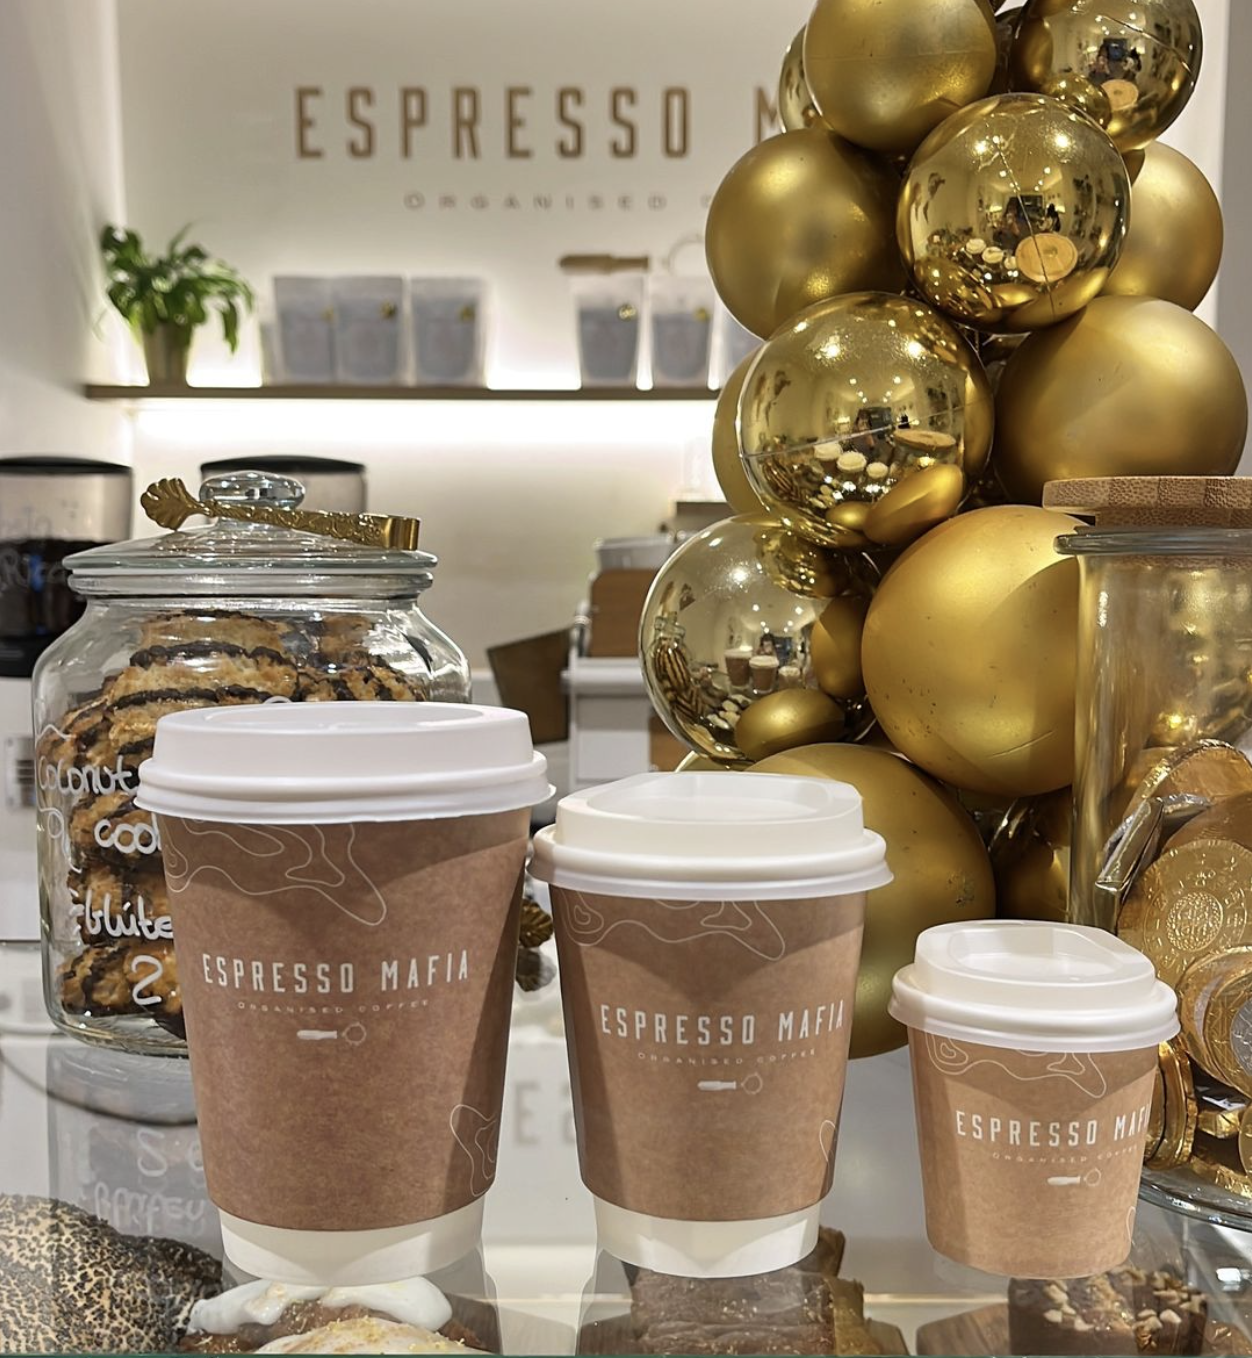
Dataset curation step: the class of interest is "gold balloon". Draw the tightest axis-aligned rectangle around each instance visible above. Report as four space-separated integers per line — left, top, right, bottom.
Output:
811 595 869 699
738 292 993 550
705 130 906 339
1102 142 1223 311
1039 74 1113 130
753 743 995 1058
995 296 1248 503
1012 0 1202 153
676 752 743 772
640 514 877 763
712 352 767 515
898 94 1131 332
863 462 967 547
990 788 1071 922
778 27 825 132
735 689 848 761
862 505 1081 797
804 0 998 157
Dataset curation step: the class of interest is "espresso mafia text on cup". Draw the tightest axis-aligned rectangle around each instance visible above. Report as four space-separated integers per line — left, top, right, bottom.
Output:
890 922 1179 1279
136 703 550 1285
530 771 891 1278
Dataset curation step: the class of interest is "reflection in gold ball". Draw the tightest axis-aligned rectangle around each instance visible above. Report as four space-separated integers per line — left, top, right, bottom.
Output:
706 130 905 339
738 292 993 550
1102 142 1223 312
990 788 1071 922
804 0 998 157
676 752 745 772
639 514 877 763
736 689 848 761
1039 74 1113 130
712 352 767 516
1012 0 1201 153
995 297 1248 503
862 505 1081 797
898 94 1130 332
811 595 869 699
753 743 995 1058
778 27 825 132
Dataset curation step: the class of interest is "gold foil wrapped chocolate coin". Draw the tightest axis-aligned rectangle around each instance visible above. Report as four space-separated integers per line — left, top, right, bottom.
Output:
1189 1137 1252 1201
803 0 998 157
995 298 1248 502
705 130 906 339
1165 793 1252 856
753 743 995 1059
738 292 992 550
639 515 876 764
1196 1084 1247 1141
1117 842 1252 990
1176 947 1252 1098
1130 743 1252 820
1011 0 1202 153
898 94 1130 332
1145 1038 1197 1170
861 506 1081 797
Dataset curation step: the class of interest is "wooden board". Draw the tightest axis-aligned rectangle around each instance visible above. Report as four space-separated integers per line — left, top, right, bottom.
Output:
916 1303 1252 1356
578 1311 908 1354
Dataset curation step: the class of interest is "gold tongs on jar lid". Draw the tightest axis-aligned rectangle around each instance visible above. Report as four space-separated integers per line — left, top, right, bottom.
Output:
141 474 421 550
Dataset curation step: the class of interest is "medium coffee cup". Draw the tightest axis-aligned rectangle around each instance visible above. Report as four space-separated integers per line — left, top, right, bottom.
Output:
890 922 1179 1279
531 771 890 1277
136 703 550 1284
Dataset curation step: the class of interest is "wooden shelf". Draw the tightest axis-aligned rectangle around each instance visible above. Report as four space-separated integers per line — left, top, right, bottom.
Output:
84 383 720 403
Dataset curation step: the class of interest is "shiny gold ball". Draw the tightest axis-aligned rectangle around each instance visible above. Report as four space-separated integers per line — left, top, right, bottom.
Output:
990 788 1071 922
1012 0 1202 153
863 462 967 548
995 297 1248 502
862 505 1082 797
735 689 848 761
738 292 993 550
676 752 743 772
753 743 995 1057
778 27 825 132
705 130 906 339
640 514 877 763
712 351 767 516
1102 142 1223 311
898 94 1131 332
811 595 869 699
804 0 998 157
1038 74 1113 130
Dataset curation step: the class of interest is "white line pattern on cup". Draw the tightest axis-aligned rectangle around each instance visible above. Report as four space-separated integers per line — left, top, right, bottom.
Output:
924 1033 1111 1098
162 821 388 926
697 1080 738 1092
562 891 787 958
297 1029 339 1041
449 1103 499 1199
819 1119 838 1164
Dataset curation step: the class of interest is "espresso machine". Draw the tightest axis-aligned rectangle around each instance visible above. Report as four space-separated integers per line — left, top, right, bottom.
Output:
0 457 131 941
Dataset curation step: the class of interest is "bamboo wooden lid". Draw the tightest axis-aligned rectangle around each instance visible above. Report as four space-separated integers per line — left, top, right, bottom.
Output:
1043 477 1252 527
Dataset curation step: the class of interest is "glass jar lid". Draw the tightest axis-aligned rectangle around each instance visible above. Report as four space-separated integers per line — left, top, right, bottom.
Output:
1047 476 1252 557
64 470 437 598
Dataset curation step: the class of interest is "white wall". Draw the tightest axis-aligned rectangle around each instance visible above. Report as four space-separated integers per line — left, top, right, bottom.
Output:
0 0 130 463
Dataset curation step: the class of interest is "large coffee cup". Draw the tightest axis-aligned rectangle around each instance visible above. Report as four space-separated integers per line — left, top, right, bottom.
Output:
890 921 1179 1279
531 771 890 1277
137 703 550 1284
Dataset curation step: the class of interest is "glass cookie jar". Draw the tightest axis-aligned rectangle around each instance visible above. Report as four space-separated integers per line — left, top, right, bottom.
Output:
1048 475 1252 1227
33 470 470 1055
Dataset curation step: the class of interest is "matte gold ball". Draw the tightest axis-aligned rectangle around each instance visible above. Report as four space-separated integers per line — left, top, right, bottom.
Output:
1102 142 1223 311
778 27 825 132
640 514 877 763
990 788 1071 923
862 505 1082 797
804 0 998 157
995 296 1248 502
712 352 767 516
705 130 906 339
811 595 869 699
1012 0 1201 153
738 292 993 550
753 743 995 1058
899 94 1131 332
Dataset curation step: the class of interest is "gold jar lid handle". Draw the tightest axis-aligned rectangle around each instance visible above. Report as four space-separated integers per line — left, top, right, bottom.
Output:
141 474 420 550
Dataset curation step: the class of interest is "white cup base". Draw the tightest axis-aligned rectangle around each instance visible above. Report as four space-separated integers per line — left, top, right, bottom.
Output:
593 1198 820 1278
219 1200 484 1286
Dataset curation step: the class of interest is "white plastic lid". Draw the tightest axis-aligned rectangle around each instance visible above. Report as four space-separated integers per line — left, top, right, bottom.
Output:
889 921 1180 1053
136 702 551 823
530 771 890 901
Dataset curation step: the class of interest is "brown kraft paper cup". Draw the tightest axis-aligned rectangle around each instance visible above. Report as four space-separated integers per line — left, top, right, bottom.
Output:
907 1030 1157 1278
552 885 865 1222
157 809 529 1233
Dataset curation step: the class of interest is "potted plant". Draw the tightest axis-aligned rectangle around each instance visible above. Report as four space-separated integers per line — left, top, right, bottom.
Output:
100 224 255 386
